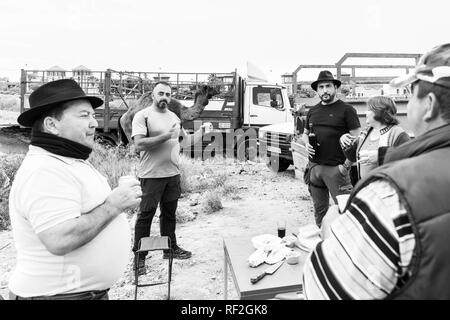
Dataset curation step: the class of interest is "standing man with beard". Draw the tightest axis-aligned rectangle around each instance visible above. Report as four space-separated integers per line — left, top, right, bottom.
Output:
302 71 360 227
131 81 207 274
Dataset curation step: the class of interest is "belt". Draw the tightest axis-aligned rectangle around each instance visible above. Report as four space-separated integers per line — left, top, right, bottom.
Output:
11 288 109 300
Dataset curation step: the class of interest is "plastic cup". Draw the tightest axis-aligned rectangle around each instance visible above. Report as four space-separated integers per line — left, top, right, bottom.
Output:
287 253 300 265
277 220 286 238
118 175 137 188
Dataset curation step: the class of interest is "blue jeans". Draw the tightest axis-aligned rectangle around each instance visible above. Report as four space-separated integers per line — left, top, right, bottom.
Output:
308 163 353 227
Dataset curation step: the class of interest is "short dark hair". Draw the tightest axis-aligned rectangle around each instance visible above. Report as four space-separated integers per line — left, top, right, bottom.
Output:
31 103 70 134
367 96 399 126
414 80 450 121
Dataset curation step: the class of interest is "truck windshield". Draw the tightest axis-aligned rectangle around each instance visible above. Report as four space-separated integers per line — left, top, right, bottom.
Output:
252 87 283 108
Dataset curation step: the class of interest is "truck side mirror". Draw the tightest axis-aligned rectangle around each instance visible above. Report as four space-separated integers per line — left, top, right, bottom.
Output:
271 100 284 111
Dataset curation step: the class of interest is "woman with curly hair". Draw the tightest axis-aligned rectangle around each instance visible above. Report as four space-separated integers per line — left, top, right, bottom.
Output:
340 96 410 181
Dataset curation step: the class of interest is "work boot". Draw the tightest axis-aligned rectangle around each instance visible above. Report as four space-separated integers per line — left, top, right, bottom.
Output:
133 258 146 276
163 245 192 260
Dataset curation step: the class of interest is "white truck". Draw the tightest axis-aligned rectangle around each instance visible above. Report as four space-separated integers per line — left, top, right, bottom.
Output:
183 71 294 160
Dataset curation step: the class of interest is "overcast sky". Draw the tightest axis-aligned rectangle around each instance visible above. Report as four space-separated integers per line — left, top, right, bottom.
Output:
1 0 449 82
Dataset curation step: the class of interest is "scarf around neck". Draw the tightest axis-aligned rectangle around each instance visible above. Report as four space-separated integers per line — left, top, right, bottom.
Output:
384 123 450 164
31 131 93 160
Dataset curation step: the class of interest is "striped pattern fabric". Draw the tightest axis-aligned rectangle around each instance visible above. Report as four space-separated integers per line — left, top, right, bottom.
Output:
303 179 415 300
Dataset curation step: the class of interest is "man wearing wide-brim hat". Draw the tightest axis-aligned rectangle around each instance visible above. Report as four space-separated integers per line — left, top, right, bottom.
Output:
302 43 450 299
8 79 142 300
301 70 361 227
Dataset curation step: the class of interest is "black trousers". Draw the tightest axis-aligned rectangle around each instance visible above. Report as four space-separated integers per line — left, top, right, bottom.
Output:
133 175 181 258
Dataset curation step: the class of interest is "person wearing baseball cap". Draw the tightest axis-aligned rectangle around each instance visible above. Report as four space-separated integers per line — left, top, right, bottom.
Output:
301 43 450 299
8 79 142 299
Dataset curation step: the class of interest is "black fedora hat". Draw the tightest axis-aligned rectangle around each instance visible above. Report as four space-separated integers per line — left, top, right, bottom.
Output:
17 79 104 127
311 70 341 91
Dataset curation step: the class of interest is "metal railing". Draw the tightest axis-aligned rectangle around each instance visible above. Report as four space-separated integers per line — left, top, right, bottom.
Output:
19 69 235 113
291 52 421 96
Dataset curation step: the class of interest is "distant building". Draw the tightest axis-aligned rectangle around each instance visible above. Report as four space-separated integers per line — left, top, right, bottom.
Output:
71 65 100 95
72 65 92 78
46 65 66 80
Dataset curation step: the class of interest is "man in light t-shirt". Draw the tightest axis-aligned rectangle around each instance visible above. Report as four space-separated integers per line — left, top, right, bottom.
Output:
8 79 142 300
132 81 207 274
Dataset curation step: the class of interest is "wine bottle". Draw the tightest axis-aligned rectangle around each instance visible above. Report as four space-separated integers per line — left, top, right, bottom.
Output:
309 123 318 161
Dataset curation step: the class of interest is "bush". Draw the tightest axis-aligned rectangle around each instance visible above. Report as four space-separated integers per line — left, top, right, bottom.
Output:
89 142 139 188
0 94 20 112
0 144 140 230
0 143 231 230
179 155 230 194
220 180 238 198
178 155 232 215
0 154 25 230
203 191 223 214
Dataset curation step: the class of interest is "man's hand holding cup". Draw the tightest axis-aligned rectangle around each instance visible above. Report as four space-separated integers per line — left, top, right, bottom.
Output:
106 175 142 213
168 123 179 140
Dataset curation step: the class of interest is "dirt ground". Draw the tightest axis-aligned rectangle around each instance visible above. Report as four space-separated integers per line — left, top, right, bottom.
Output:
0 157 314 300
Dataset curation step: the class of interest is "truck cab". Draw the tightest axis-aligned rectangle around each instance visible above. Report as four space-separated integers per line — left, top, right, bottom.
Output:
243 82 293 128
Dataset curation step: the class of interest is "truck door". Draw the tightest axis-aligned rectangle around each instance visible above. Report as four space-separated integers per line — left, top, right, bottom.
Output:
244 85 289 127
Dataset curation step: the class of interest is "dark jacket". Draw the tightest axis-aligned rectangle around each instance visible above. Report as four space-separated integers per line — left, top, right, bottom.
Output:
346 124 450 299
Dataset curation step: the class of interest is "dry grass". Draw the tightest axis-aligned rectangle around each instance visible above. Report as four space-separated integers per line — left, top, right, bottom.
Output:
0 143 250 230
203 191 223 214
0 94 20 112
89 143 139 188
87 145 236 218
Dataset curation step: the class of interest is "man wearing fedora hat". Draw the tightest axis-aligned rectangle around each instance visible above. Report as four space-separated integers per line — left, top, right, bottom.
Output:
302 43 450 299
301 70 361 227
8 79 142 300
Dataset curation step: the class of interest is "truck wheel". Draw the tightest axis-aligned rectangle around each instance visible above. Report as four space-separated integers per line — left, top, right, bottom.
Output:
266 156 291 172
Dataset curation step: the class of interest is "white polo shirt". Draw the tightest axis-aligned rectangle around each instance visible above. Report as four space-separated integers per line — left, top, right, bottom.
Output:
8 146 131 297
